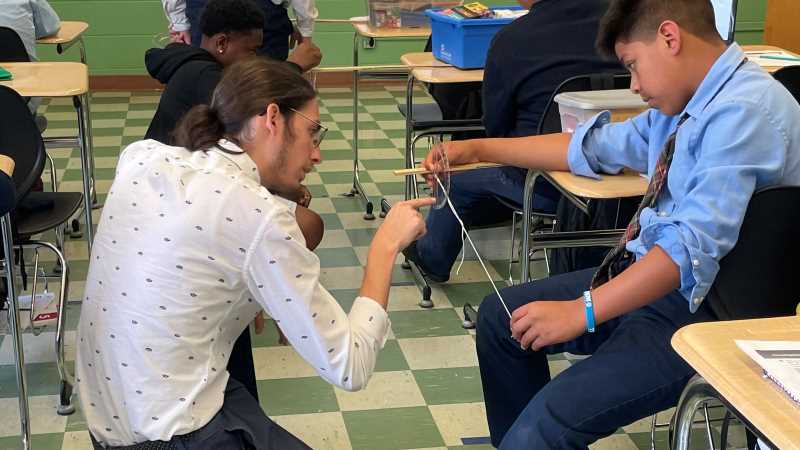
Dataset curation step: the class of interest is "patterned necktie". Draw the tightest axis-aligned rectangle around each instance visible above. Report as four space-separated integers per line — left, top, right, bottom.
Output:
590 114 689 288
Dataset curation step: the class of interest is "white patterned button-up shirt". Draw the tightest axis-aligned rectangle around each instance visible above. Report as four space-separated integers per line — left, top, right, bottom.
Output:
76 139 390 447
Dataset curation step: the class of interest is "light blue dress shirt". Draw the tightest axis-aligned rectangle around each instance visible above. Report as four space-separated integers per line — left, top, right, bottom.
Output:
567 44 800 311
0 0 61 60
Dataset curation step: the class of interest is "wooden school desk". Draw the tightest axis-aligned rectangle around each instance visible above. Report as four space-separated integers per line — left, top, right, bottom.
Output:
36 21 99 209
400 52 484 200
519 170 648 283
671 316 800 450
0 62 95 250
349 21 431 219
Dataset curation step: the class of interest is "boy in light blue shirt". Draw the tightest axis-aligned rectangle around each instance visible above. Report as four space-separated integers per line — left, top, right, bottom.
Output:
430 0 800 447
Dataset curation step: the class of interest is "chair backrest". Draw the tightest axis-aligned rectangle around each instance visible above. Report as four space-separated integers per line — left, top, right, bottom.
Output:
773 66 800 105
706 186 800 320
536 73 632 135
0 86 46 202
0 27 31 62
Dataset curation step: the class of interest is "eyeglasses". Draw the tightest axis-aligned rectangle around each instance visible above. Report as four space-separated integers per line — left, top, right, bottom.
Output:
289 107 328 148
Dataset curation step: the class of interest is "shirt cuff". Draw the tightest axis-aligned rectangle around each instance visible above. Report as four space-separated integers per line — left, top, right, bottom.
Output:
566 111 611 180
170 21 190 32
640 222 716 312
348 297 390 348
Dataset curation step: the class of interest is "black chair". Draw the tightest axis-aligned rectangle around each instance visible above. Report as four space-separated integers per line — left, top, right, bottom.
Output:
518 73 633 283
0 85 82 415
667 185 800 450
0 26 31 62
773 65 800 105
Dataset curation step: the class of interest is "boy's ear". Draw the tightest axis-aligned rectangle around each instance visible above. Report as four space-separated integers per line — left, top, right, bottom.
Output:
658 20 682 55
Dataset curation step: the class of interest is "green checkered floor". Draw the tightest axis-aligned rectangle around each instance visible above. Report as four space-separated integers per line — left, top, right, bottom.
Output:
0 86 749 450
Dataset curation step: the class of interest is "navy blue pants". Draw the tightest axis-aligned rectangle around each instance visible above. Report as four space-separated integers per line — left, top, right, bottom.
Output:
415 166 559 279
476 268 717 449
186 0 293 61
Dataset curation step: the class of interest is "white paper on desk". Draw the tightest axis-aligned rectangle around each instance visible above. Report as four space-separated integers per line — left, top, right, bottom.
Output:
745 51 800 68
736 339 800 403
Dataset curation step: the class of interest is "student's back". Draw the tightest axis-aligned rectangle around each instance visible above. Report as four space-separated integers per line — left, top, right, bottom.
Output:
483 0 621 138
0 0 60 61
144 44 223 144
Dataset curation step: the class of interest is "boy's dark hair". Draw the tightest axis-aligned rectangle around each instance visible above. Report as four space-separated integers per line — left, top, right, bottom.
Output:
200 0 265 38
596 0 721 58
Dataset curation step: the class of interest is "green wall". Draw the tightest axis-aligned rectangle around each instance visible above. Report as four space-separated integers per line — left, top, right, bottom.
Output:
36 0 768 76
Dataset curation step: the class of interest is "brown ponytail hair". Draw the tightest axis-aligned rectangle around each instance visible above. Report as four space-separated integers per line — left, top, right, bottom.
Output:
173 57 316 151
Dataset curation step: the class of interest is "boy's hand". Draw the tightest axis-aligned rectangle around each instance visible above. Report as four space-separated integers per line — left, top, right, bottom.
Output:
509 299 585 351
422 141 479 188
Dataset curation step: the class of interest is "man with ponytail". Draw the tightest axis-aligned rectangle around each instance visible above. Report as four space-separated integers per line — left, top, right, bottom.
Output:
77 58 434 449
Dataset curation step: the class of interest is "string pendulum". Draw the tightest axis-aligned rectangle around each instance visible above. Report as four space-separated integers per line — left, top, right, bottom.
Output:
426 147 513 320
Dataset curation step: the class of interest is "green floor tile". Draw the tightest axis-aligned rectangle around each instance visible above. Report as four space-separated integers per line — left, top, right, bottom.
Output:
125 118 155 127
90 111 128 120
374 340 410 372
0 362 62 398
361 98 402 106
353 138 396 149
45 105 78 113
92 146 124 158
93 127 126 137
361 159 405 170
62 168 116 182
128 103 157 112
375 182 405 195
329 288 360 312
257 377 339 416
0 433 64 450
250 319 283 348
383 129 407 139
388 309 468 338
91 96 131 104
441 282 496 308
337 121 379 131
320 150 354 161
316 247 361 268
345 228 376 247
413 366 484 405
323 130 346 141
332 197 369 213
390 265 416 285
343 406 445 450
308 185 329 199
319 213 343 230
65 405 89 432
320 171 372 184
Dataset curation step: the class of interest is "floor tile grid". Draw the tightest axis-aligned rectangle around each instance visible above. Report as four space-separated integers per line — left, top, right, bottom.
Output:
0 87 748 450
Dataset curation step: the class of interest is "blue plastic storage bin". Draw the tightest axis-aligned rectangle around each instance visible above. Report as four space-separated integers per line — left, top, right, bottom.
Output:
425 6 523 69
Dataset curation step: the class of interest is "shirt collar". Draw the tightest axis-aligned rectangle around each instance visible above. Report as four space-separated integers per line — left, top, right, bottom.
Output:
681 43 746 119
211 139 261 184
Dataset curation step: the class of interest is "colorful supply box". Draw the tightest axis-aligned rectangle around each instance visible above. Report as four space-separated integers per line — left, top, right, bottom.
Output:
425 5 524 69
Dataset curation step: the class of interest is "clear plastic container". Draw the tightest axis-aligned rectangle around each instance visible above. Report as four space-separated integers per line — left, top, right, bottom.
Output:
367 0 462 28
554 89 648 132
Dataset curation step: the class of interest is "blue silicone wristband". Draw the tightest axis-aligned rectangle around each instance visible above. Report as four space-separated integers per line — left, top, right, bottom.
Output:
583 290 596 333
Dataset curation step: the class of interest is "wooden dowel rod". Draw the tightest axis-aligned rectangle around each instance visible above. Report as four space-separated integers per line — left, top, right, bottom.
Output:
393 162 502 176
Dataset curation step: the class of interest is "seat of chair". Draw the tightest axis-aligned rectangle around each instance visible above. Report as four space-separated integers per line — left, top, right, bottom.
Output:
15 191 83 239
397 103 483 130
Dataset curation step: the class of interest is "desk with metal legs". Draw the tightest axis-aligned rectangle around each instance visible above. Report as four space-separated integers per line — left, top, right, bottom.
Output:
37 21 99 209
349 22 430 219
671 316 800 450
1 62 95 251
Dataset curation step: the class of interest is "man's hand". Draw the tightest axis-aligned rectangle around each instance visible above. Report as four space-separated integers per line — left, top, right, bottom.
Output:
287 41 322 72
290 26 304 49
297 185 312 208
510 299 585 351
253 311 265 334
169 29 191 45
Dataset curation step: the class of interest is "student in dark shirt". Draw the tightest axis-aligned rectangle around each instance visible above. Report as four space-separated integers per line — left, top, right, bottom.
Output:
144 0 323 402
405 0 621 283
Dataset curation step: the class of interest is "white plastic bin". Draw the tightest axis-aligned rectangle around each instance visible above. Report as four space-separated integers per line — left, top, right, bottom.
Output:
554 89 648 133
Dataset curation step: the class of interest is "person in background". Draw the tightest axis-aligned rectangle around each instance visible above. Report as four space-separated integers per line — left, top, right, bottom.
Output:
145 0 323 402
0 0 60 115
77 58 433 449
161 0 321 66
405 0 622 283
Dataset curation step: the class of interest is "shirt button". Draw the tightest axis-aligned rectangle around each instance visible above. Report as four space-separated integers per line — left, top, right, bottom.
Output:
693 297 701 305
658 211 668 217
692 259 700 267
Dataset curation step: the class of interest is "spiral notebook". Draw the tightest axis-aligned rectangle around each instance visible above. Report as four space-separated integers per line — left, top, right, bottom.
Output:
736 340 800 404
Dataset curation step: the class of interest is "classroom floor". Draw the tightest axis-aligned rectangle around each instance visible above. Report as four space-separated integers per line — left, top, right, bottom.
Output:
0 86 747 450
